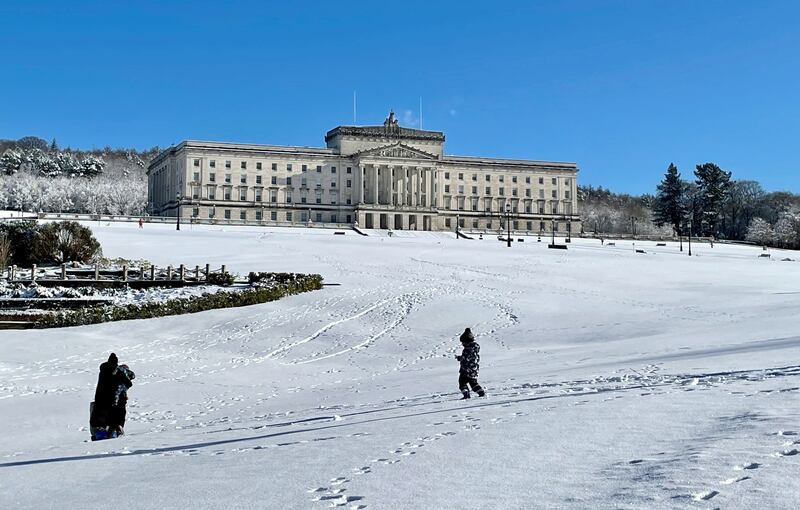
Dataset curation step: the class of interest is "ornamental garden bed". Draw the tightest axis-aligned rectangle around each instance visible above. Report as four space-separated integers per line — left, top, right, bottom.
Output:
0 269 323 329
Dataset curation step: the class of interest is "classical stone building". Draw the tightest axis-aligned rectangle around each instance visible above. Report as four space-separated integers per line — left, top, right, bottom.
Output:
147 113 580 233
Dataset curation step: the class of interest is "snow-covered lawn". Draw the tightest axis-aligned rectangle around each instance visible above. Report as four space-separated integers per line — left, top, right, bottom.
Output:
2 223 799 509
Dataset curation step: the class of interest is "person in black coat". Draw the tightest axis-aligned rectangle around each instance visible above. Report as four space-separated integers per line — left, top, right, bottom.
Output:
455 328 485 399
90 353 133 439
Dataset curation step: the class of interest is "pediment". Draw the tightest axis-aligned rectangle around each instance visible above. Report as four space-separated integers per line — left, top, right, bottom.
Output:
354 143 439 161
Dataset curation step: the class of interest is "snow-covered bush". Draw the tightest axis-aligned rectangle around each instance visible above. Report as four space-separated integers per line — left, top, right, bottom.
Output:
33 221 102 264
745 217 773 246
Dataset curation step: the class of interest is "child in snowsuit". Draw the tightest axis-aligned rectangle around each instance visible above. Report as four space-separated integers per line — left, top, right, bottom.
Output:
455 328 485 399
110 364 135 436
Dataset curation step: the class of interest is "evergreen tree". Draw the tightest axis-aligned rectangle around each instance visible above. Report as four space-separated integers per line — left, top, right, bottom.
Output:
652 163 685 234
0 150 23 175
50 138 59 152
695 162 732 237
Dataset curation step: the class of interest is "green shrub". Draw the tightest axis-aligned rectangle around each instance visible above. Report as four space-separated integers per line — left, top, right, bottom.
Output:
207 271 235 286
0 220 38 266
35 273 324 329
33 221 102 264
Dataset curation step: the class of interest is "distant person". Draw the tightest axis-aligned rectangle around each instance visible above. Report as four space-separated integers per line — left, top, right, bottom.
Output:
138 218 144 229
455 328 485 399
90 353 134 440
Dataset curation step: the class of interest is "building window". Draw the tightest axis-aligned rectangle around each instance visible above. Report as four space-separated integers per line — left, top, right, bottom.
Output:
512 176 517 183
539 189 545 198
444 172 450 179
346 179 352 187
499 175 505 183
331 181 336 187
315 195 322 204
565 178 571 186
525 176 531 184
272 163 277 171
472 174 477 181
458 185 464 194
565 190 571 199
540 221 545 231
256 162 262 170
499 188 505 196
485 187 491 195
458 173 463 180
512 189 518 196
193 172 200 182
472 186 477 194
286 212 293 221
241 161 247 169
270 191 277 203
444 185 450 193
445 218 451 228
192 187 200 199
209 173 216 182
255 190 262 202
225 161 231 169
316 165 322 172
271 176 277 185
240 210 246 220
302 164 307 172
287 164 292 172
526 221 532 231
316 213 322 222
224 189 231 200
287 177 292 185
552 177 557 185
331 166 336 173
193 159 200 167
239 189 247 201
347 167 352 174
331 214 338 223
256 175 262 185
271 211 277 221
210 160 216 168
526 189 531 197
224 209 231 219
286 193 292 203
225 174 232 183
551 190 557 198
554 222 559 232
255 210 263 221
208 209 215 219
208 189 216 200
538 177 544 185
301 196 307 204
240 175 247 184
485 175 491 182
346 214 351 223
346 199 351 205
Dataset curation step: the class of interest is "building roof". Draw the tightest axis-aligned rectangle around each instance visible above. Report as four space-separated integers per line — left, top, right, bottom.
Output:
324 125 445 143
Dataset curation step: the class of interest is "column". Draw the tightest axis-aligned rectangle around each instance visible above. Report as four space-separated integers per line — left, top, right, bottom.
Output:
416 166 423 207
358 165 365 204
402 166 408 207
372 165 379 205
389 165 396 206
411 167 418 207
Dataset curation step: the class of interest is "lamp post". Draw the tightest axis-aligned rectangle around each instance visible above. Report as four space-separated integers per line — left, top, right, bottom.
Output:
175 191 181 231
456 214 460 239
551 219 555 246
688 213 693 256
505 202 511 248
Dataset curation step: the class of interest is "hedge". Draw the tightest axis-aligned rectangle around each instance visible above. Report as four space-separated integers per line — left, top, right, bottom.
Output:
35 273 323 329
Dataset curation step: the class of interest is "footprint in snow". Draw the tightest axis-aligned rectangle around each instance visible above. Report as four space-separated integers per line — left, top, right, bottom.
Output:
721 476 750 484
692 490 719 501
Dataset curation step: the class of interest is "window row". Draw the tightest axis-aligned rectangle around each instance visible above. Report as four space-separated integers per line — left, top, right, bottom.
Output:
192 207 351 224
442 173 572 186
192 159 353 174
191 172 354 189
442 185 572 199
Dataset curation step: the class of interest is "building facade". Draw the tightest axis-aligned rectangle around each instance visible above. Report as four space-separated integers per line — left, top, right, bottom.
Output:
147 113 580 233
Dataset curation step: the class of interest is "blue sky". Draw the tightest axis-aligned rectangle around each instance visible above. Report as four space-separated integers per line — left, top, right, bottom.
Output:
1 1 798 194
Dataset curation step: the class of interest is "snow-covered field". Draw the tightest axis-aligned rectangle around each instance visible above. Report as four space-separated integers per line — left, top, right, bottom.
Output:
2 223 800 509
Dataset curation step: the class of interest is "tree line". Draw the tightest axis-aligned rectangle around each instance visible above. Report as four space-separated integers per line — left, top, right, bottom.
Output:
0 136 159 217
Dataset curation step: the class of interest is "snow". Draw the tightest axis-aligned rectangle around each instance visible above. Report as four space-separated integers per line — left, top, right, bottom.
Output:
2 223 800 509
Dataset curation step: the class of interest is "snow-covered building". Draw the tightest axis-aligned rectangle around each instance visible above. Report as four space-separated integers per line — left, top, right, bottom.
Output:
147 112 580 232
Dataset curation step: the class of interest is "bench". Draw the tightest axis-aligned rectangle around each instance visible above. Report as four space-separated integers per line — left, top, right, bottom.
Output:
759 253 770 258
636 249 646 254
548 244 568 250
606 242 616 246
333 231 346 235
517 238 524 242
655 243 666 246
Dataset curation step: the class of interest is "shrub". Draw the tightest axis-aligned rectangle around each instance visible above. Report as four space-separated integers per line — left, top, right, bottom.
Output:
207 271 235 286
35 273 324 328
0 220 38 266
0 233 10 269
33 221 102 264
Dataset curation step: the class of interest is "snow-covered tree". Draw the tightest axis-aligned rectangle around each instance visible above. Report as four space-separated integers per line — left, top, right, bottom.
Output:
79 155 105 177
695 162 732 237
745 217 773 246
0 150 22 175
773 216 797 248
